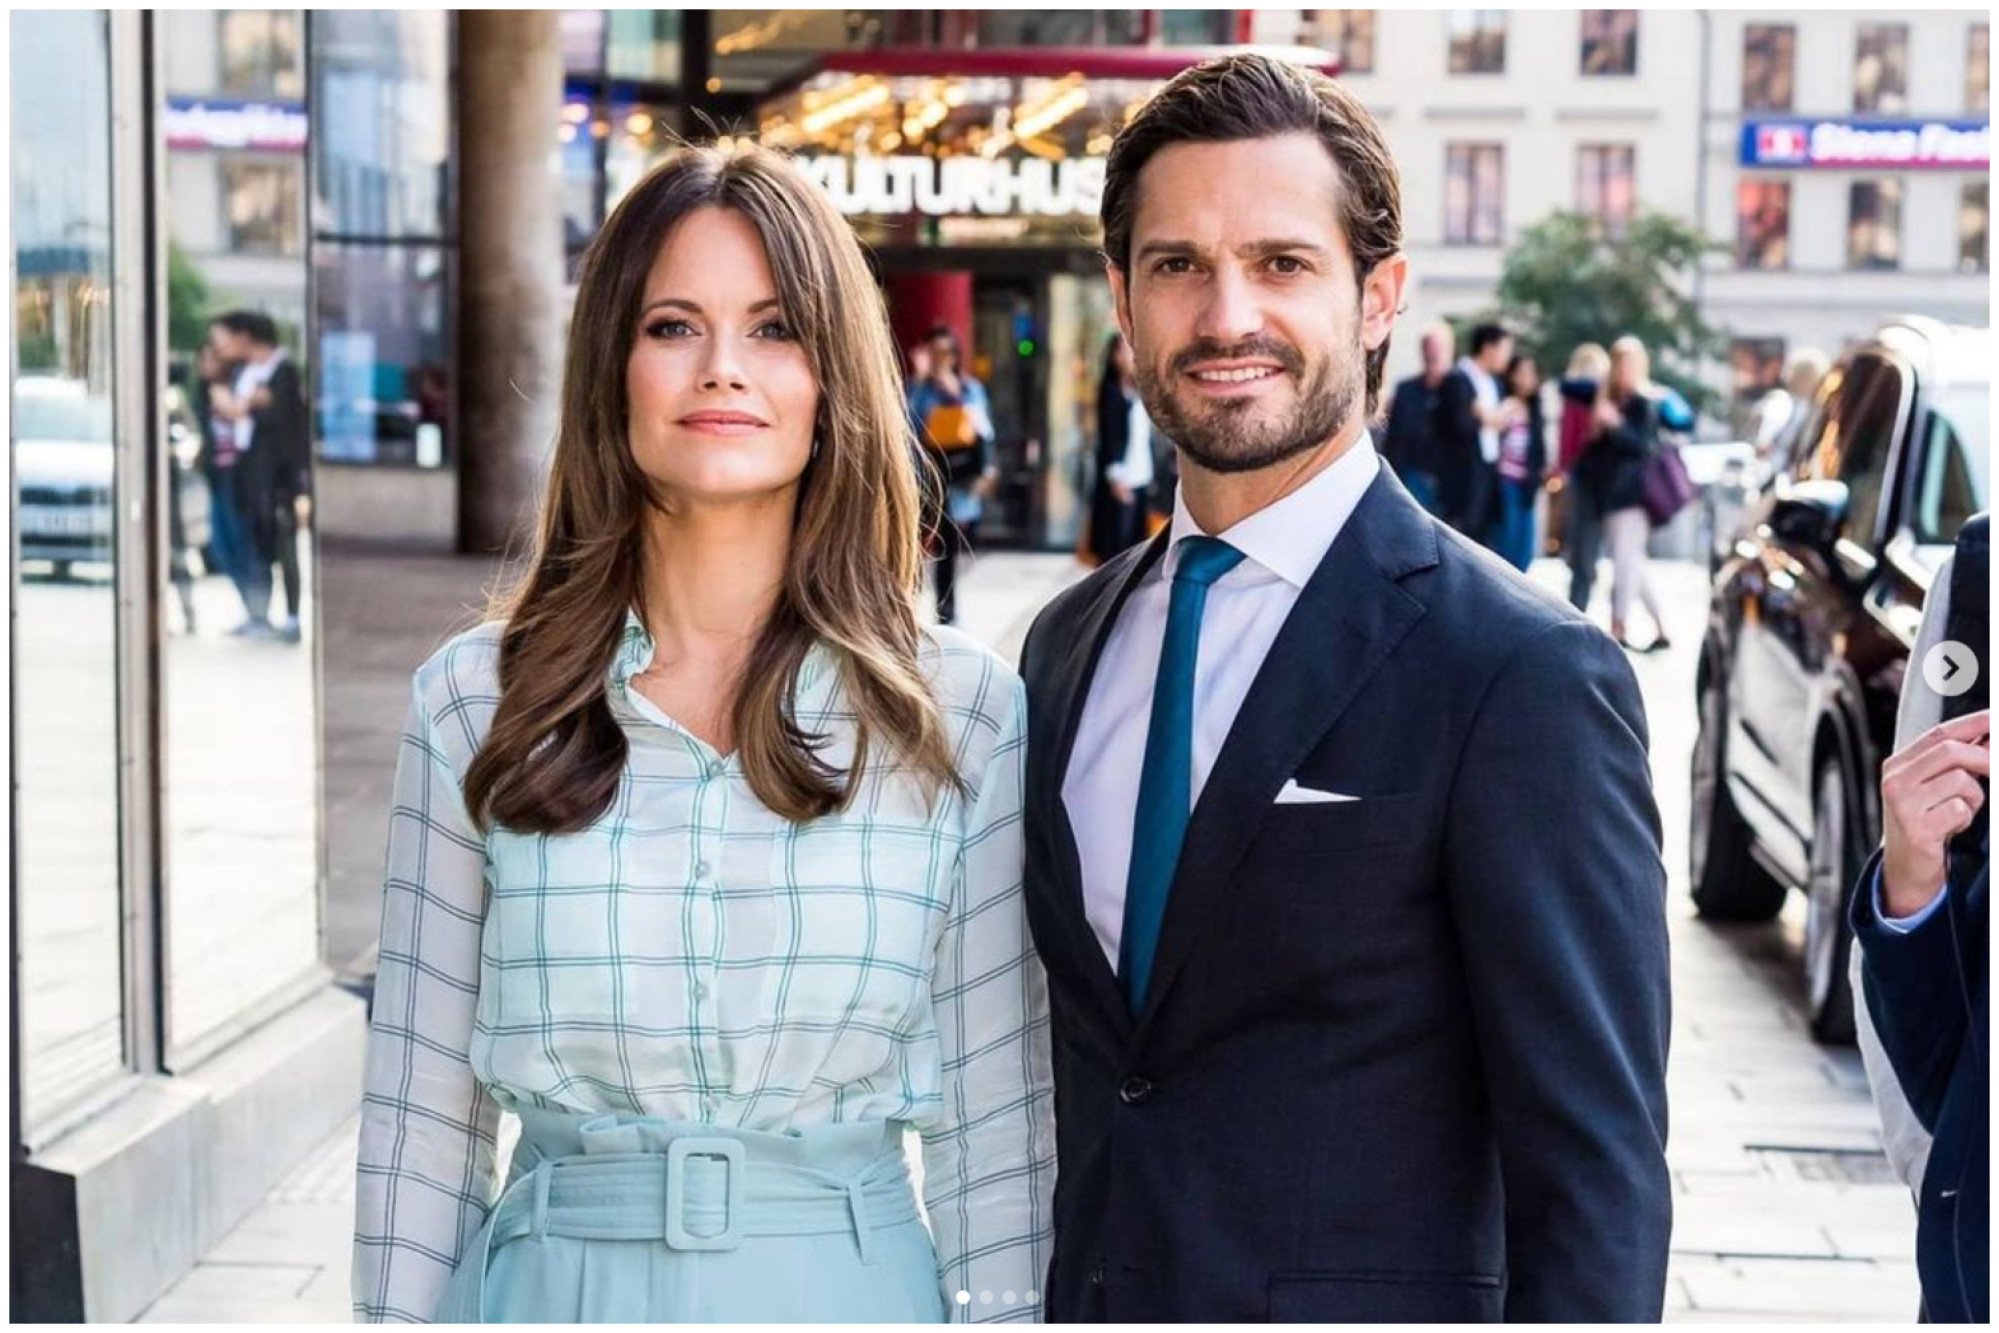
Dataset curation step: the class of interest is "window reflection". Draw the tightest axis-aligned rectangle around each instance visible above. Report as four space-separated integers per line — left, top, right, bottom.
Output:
10 7 126 1134
312 10 450 240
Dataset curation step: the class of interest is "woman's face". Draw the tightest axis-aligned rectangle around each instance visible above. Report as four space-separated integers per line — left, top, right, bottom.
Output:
1510 360 1539 397
625 206 819 509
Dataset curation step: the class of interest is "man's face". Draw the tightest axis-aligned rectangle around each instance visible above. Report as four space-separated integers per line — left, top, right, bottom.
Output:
1479 337 1513 374
1421 331 1453 377
1107 133 1404 476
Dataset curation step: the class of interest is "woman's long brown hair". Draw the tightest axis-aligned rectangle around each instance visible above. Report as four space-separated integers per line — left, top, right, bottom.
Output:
462 141 961 834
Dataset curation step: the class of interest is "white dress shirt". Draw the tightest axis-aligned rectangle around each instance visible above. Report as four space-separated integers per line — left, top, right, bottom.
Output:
1456 356 1501 465
1060 432 1382 967
1108 397 1156 492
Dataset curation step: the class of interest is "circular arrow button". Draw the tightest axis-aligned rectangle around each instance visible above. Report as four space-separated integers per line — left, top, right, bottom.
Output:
1923 641 1979 699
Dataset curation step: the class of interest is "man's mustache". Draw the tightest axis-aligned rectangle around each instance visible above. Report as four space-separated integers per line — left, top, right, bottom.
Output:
1164 338 1305 378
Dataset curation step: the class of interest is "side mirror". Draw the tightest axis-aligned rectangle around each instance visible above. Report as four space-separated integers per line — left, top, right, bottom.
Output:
1767 478 1849 550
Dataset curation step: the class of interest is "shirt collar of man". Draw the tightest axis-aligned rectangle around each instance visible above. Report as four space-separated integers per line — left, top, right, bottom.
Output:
613 606 835 697
1161 431 1380 591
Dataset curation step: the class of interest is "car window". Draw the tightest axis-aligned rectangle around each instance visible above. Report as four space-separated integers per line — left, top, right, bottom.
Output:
1908 388 1988 546
1796 352 1908 544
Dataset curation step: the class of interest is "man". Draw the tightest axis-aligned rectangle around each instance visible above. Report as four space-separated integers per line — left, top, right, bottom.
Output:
1017 54 1671 1322
1438 322 1519 546
1379 322 1453 516
1850 513 1988 1324
216 310 312 642
906 324 999 625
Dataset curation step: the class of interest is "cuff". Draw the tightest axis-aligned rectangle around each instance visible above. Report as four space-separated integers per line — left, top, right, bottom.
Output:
1874 863 1948 934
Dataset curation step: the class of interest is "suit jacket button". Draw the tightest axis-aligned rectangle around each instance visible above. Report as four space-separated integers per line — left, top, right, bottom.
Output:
1119 1075 1153 1105
1090 1258 1106 1285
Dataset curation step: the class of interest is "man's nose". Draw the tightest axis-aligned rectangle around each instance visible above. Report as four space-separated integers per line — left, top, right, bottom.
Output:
1194 266 1263 347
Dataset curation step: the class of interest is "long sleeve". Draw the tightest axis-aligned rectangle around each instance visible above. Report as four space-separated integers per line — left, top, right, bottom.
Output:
1852 849 1975 1134
920 672 1058 1323
1443 619 1673 1321
353 676 501 1322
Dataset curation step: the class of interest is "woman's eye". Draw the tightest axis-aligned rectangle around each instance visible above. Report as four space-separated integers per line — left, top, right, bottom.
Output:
753 320 793 341
645 318 694 339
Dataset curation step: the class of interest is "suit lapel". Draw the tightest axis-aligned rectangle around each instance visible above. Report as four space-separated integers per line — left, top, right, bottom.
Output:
1037 530 1169 1030
1136 467 1440 1033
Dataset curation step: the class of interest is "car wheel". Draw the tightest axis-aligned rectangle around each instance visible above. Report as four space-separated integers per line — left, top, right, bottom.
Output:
1690 675 1787 921
1804 756 1860 1045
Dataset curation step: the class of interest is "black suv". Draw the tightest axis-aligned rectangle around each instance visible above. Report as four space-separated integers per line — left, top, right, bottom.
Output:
1690 317 1988 1043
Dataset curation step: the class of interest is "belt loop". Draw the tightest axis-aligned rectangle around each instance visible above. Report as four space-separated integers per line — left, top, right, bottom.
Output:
529 1161 554 1242
846 1180 876 1265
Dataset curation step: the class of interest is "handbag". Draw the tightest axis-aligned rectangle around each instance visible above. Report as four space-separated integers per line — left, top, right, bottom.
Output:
1640 442 1697 527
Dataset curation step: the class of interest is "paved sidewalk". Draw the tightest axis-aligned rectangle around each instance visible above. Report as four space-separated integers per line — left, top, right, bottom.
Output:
138 551 1922 1322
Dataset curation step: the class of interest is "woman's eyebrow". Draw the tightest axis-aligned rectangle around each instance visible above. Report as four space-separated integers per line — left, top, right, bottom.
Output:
639 296 783 316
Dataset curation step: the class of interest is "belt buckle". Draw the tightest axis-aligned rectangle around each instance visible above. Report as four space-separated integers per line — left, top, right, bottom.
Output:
663 1137 745 1251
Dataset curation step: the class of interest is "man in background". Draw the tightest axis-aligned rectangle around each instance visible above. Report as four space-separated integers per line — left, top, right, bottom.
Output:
1438 322 1520 546
1380 322 1453 516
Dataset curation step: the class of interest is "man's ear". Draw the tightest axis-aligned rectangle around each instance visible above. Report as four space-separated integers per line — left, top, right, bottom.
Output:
1106 259 1135 350
1360 252 1409 357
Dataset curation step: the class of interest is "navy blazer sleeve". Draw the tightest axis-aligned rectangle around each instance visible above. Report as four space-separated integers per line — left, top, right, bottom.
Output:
1442 619 1673 1321
1853 849 1974 1134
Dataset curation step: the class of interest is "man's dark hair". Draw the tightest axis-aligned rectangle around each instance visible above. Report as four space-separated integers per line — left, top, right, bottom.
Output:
216 309 278 348
1099 53 1404 413
1469 323 1511 358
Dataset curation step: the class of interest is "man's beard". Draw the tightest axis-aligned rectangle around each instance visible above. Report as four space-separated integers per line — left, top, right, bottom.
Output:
1134 333 1359 475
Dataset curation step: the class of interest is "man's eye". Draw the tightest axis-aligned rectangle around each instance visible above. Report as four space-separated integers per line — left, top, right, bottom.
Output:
1268 256 1307 275
1154 257 1195 275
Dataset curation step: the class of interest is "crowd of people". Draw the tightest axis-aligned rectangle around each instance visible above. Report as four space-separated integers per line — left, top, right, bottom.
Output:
169 309 313 643
1381 322 1689 652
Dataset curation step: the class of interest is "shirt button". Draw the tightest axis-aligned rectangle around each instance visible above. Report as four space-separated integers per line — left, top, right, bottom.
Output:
1119 1076 1153 1105
693 978 711 999
694 860 712 881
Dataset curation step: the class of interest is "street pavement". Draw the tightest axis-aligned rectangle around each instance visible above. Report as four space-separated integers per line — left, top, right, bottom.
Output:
136 547 1922 1322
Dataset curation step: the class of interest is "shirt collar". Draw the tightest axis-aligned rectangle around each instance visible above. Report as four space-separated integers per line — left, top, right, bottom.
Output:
1163 431 1381 591
612 606 834 695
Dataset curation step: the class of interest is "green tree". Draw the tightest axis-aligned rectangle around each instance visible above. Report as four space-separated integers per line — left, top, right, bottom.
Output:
1473 211 1728 414
167 241 213 356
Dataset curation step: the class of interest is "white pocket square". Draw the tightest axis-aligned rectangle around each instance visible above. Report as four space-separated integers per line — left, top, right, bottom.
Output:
1274 779 1359 805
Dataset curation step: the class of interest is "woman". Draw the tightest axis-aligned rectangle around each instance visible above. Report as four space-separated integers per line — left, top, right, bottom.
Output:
905 325 998 625
1554 342 1610 610
1574 335 1671 652
1086 331 1153 565
353 142 1054 1324
1490 352 1546 572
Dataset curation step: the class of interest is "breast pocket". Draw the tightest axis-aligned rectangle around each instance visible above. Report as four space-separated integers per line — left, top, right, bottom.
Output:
485 827 635 1026
1256 792 1422 858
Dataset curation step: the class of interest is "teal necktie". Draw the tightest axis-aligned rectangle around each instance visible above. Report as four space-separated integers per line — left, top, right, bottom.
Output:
1119 535 1245 1013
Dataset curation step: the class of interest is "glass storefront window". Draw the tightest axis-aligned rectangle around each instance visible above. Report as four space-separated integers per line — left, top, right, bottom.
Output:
562 9 607 74
1971 23 1990 114
221 156 304 255
1158 11 1234 46
607 9 682 83
10 7 127 1136
1742 24 1795 113
312 10 450 241
1736 179 1789 270
1446 11 1506 75
605 96 680 216
1305 11 1376 75
1847 179 1903 271
219 10 305 101
974 12 1144 47
1854 23 1909 116
1444 142 1503 245
1961 180 1990 274
313 242 450 467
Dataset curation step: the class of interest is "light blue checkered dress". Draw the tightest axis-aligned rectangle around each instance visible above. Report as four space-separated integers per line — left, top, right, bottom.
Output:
353 613 1055 1322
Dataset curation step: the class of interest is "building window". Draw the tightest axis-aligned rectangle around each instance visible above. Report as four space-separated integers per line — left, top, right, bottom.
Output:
1575 144 1635 238
1736 179 1790 269
1446 11 1505 75
220 157 302 255
1848 180 1903 270
219 10 304 100
1731 338 1786 406
1580 11 1638 76
1445 142 1504 245
1741 23 1795 112
974 12 1142 47
605 9 681 83
1962 181 1991 273
1971 23 1990 112
1305 11 1375 74
1159 11 1235 45
1854 23 1909 115
560 10 606 73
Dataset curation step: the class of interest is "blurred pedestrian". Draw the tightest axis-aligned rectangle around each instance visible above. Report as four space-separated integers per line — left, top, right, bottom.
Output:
1576 335 1670 651
194 323 257 625
352 141 1051 1324
221 310 312 644
1380 322 1453 515
1087 331 1153 564
1438 322 1521 545
1754 346 1830 477
906 324 998 625
1556 342 1612 611
1491 352 1547 571
1851 513 1988 1324
1019 52 1670 1322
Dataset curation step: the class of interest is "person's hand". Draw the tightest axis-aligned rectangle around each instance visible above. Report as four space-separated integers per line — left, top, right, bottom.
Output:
975 467 1000 500
1498 399 1526 426
1593 397 1623 432
294 494 313 528
908 345 932 380
1110 481 1135 505
1880 710 1989 918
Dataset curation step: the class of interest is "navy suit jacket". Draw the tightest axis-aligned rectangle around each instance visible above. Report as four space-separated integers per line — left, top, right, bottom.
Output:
1854 851 1988 1324
1018 464 1673 1321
